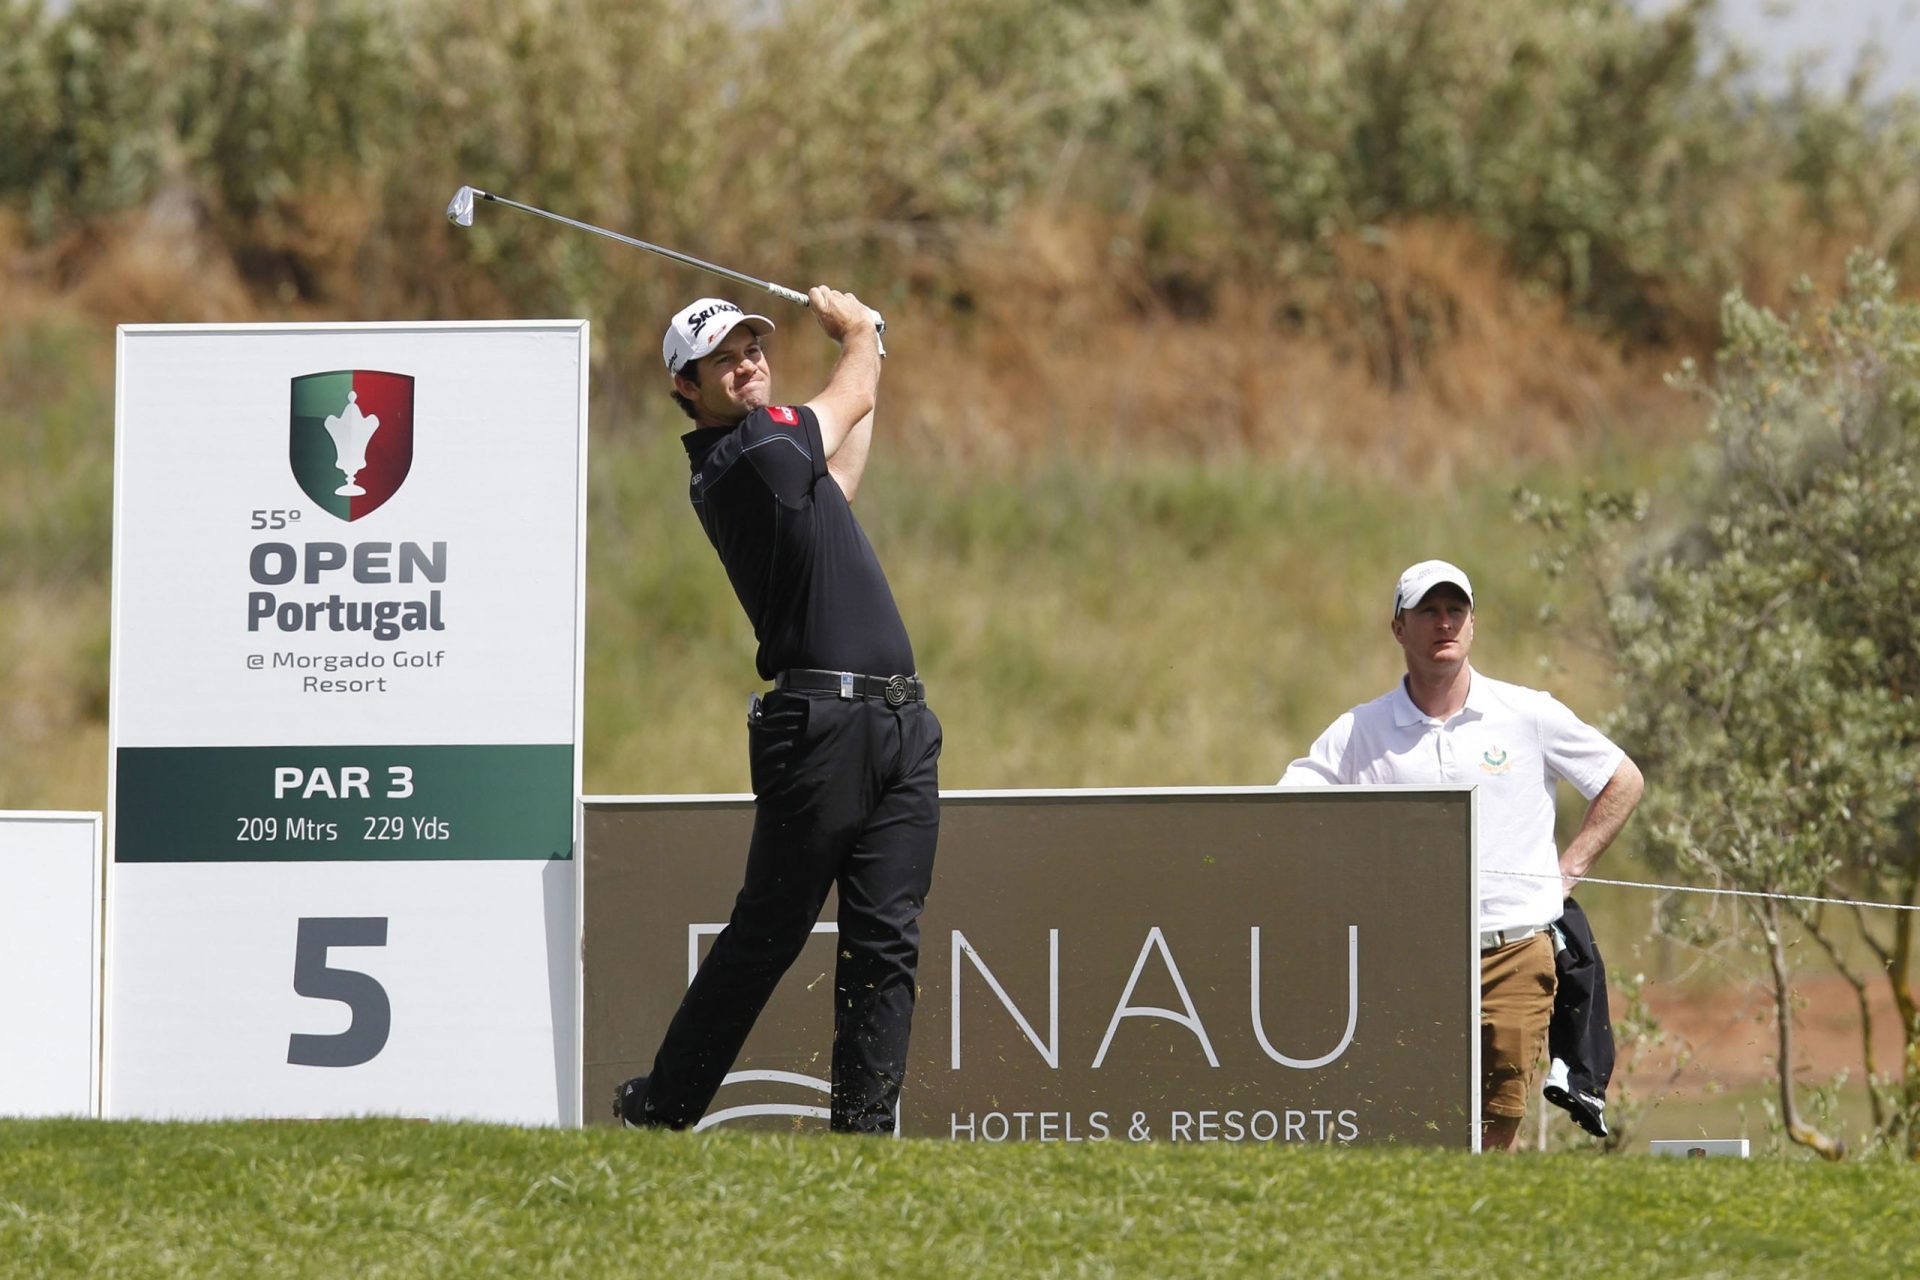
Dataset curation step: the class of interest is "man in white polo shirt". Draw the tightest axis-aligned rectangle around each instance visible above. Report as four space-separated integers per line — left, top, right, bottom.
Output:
1280 559 1643 1151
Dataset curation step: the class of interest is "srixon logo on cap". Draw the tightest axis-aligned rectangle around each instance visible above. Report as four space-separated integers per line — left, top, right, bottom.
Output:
685 302 742 337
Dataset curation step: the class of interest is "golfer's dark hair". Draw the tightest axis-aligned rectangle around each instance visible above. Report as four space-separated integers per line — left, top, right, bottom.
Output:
669 359 700 421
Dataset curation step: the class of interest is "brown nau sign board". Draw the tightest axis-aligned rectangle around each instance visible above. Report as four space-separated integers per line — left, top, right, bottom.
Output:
583 788 1478 1148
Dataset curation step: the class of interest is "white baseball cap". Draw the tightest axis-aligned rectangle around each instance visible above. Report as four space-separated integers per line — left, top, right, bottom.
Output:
1392 559 1474 617
662 297 775 374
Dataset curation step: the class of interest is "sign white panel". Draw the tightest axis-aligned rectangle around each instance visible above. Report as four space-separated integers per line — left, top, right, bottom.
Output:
107 862 574 1123
0 812 102 1117
112 325 585 747
108 323 587 1124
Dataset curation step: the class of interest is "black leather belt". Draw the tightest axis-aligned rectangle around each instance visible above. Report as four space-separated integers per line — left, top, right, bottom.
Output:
774 668 925 707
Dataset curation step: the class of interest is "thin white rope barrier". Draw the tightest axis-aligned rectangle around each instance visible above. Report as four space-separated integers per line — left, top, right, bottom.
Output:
1499 867 1920 913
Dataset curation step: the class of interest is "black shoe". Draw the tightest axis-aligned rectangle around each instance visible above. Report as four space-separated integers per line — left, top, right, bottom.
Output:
613 1075 652 1129
1542 1058 1609 1138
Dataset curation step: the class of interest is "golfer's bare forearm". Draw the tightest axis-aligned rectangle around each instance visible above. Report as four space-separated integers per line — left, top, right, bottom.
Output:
810 329 881 459
829 407 876 502
1561 757 1645 886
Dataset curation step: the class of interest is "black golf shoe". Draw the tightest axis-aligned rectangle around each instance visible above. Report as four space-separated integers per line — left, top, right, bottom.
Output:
613 1075 653 1129
1542 1058 1609 1138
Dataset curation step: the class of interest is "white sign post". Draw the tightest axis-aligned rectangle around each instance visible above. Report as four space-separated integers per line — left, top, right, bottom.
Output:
107 322 587 1125
0 812 103 1117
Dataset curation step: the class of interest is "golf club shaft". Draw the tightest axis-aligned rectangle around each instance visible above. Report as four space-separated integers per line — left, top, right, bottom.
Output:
468 188 811 306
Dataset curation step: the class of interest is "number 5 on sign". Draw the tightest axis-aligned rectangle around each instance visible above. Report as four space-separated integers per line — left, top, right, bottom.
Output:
288 917 391 1068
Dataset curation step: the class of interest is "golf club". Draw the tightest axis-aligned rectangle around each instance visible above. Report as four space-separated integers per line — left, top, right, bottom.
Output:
446 185 884 353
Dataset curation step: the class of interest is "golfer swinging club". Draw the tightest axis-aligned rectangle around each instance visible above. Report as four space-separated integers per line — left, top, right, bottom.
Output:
615 289 941 1134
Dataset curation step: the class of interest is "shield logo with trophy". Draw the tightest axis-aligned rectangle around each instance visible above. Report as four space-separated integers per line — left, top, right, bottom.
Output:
289 370 415 520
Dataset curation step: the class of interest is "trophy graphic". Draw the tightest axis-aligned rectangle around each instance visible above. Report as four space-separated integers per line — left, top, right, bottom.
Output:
322 390 381 496
291 370 414 520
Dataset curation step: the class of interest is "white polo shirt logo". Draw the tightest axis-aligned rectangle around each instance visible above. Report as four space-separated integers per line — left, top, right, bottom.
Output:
1479 746 1512 774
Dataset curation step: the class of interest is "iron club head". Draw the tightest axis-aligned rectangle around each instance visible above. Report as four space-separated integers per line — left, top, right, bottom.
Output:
446 185 477 227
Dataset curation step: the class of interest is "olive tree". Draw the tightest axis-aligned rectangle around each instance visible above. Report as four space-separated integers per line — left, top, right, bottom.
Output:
1521 252 1920 1159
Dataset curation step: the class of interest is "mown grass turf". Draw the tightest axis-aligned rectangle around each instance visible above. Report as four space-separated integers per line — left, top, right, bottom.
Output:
1 1119 1914 1278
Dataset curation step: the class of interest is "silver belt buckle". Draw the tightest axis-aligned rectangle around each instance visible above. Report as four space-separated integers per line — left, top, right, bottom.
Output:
838 672 855 700
884 674 909 707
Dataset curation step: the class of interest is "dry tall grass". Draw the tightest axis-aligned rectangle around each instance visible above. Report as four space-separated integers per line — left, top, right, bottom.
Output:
879 212 1681 475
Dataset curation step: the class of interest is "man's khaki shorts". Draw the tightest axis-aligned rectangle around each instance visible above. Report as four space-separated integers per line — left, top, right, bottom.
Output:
1480 931 1557 1119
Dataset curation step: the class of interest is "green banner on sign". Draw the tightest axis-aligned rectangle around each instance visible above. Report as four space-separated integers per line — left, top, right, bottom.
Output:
114 744 573 862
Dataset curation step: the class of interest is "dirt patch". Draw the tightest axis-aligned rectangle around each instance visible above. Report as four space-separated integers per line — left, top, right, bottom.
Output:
1624 975 1909 1095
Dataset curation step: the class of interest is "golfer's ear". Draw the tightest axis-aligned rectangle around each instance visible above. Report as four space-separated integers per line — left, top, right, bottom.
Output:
672 370 698 399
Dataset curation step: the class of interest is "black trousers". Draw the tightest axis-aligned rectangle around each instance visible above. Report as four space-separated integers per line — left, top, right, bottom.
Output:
1548 896 1615 1100
640 689 942 1133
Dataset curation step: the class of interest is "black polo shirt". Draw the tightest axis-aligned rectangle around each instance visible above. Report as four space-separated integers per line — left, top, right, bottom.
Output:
684 404 915 681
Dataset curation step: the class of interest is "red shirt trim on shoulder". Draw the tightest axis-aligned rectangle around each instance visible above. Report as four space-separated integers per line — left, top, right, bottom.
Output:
767 405 799 425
